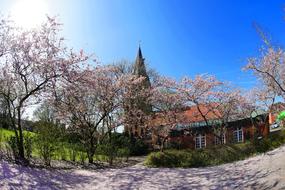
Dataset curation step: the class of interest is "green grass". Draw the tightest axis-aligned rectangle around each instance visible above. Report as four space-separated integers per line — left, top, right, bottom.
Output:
0 128 16 140
0 128 35 140
145 130 285 168
0 128 36 150
0 127 112 164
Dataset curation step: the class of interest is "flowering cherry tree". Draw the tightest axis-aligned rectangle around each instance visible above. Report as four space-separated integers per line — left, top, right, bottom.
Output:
54 65 146 163
241 88 276 137
151 74 256 146
175 74 223 126
245 47 285 100
113 61 155 138
210 88 247 141
148 76 185 150
0 17 88 163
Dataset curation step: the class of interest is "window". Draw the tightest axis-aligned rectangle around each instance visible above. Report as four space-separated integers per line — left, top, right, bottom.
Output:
215 133 226 145
233 127 243 143
195 134 206 149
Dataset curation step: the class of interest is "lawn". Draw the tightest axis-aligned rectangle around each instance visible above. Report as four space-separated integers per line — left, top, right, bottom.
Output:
0 128 35 138
0 127 111 164
0 128 36 149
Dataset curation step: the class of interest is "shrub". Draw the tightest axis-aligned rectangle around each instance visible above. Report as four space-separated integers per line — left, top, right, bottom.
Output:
253 138 271 153
58 143 67 161
189 150 211 167
37 140 55 166
145 150 185 167
68 144 79 162
117 148 130 162
34 121 59 166
0 129 4 157
145 133 285 168
24 133 33 161
79 151 87 164
6 136 19 160
97 143 117 165
96 133 132 165
130 138 148 156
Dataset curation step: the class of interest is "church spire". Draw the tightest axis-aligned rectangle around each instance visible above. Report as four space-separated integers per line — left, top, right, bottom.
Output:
133 45 148 79
133 45 152 112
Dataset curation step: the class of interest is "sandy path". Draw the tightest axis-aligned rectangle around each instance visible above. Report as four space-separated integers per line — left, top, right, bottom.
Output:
1 146 285 190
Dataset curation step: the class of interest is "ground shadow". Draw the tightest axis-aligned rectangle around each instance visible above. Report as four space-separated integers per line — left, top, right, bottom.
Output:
0 160 94 189
1 146 285 189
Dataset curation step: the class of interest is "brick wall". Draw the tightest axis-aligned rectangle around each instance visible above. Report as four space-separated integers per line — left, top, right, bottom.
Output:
163 118 269 149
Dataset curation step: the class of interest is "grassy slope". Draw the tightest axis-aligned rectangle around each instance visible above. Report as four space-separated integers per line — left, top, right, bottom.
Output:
0 128 35 139
0 128 16 141
0 128 109 163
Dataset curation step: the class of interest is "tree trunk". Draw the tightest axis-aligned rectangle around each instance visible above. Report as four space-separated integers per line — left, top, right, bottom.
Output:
109 157 113 166
87 137 95 164
16 107 28 165
88 153 94 164
17 108 24 158
160 138 166 152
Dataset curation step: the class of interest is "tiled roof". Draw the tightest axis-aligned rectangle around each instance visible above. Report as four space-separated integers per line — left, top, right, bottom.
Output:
150 103 267 129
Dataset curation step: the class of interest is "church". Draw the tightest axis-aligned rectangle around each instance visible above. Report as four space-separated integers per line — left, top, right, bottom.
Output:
124 47 276 150
123 46 152 138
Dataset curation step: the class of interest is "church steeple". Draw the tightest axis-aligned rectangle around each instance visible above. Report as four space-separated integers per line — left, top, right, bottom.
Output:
133 46 151 88
136 45 143 61
124 46 152 137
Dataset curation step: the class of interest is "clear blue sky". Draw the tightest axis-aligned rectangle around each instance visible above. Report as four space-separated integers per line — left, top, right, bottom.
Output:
2 0 285 89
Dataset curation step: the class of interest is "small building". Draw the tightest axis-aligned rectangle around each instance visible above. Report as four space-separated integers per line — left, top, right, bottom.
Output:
124 47 283 150
149 104 271 150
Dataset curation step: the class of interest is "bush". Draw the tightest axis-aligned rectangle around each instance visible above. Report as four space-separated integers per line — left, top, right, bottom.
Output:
96 133 132 165
37 140 55 166
68 148 78 162
24 133 33 161
117 148 130 162
97 143 117 165
6 136 19 160
0 129 5 158
145 149 224 168
130 138 148 156
58 143 67 161
79 151 87 164
253 138 271 153
189 150 212 167
34 121 59 166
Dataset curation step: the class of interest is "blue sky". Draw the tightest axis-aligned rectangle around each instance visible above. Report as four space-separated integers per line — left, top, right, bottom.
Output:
2 0 285 89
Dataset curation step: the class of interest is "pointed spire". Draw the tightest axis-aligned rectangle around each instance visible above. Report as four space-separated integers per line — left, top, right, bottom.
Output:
133 45 152 114
134 45 147 77
137 44 143 60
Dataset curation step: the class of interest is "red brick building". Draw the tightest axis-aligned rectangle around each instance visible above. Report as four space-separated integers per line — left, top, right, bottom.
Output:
149 104 271 150
124 47 283 150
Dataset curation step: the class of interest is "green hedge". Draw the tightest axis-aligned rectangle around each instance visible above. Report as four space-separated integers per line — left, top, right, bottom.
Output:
145 130 285 168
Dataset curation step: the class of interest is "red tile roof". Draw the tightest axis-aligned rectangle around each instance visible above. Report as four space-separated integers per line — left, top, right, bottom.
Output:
150 103 221 127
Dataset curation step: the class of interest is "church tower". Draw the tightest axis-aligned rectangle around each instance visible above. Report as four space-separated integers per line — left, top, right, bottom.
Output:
124 46 152 138
133 46 151 86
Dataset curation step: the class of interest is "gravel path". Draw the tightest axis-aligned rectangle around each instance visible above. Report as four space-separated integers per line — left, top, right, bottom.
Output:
1 146 285 190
